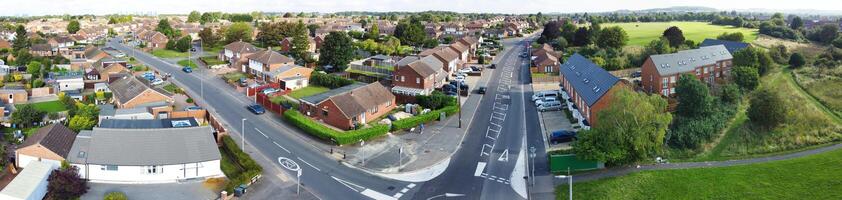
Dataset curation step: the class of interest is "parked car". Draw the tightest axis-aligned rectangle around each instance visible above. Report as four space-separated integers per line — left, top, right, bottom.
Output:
631 71 642 78
247 104 266 114
443 84 457 92
550 130 577 144
150 79 165 86
488 64 496 69
238 78 248 87
535 97 559 107
532 91 558 101
454 75 465 83
182 67 193 73
477 86 486 94
262 88 279 95
537 101 562 111
470 66 482 72
459 68 473 74
184 106 202 111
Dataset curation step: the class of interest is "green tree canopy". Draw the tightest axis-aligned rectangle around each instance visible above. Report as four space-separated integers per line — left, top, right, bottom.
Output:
733 47 773 75
789 52 806 68
748 88 788 130
662 26 685 47
11 104 44 128
318 31 354 71
187 11 201 23
675 74 713 117
595 26 628 49
224 22 253 44
67 20 80 34
790 16 803 29
731 66 759 91
198 27 219 47
175 35 192 52
12 25 29 51
716 32 744 42
26 61 42 77
394 18 426 47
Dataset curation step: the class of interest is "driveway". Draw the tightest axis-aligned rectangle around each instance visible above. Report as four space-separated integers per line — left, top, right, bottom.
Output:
82 180 220 200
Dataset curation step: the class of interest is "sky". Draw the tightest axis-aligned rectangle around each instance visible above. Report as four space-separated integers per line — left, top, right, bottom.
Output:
1 0 842 16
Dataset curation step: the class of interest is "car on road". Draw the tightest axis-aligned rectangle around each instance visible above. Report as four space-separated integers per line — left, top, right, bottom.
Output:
550 130 577 144
477 86 486 94
535 97 559 107
262 88 280 95
247 104 266 115
182 67 193 73
487 64 496 69
537 101 562 112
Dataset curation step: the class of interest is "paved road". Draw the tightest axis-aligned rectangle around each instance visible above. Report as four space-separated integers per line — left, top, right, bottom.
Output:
414 36 542 200
108 38 416 200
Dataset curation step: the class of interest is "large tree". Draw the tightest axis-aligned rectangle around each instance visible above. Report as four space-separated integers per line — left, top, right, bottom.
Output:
595 26 628 49
789 52 806 68
224 22 253 44
662 26 685 48
394 18 426 47
572 27 591 46
12 25 29 51
47 167 88 200
187 11 201 23
67 20 80 34
10 104 44 128
716 32 744 42
790 16 803 30
198 27 219 47
675 74 713 117
573 87 672 165
155 19 178 39
813 24 840 44
748 88 788 130
367 23 380 40
318 31 354 71
255 22 302 47
175 35 192 52
540 21 562 41
731 66 759 91
733 47 773 75
290 22 311 60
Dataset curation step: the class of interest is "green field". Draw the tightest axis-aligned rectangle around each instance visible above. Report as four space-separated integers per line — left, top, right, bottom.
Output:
151 49 188 58
556 147 842 199
17 100 67 113
602 22 759 46
288 86 330 99
793 67 842 117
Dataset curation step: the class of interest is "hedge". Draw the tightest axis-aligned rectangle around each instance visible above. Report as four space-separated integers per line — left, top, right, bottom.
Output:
391 105 459 131
220 135 263 193
310 72 354 89
282 110 390 145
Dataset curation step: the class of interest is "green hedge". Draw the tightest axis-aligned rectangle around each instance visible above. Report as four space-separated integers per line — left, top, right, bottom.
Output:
282 110 390 145
220 135 263 193
310 72 354 89
391 105 459 131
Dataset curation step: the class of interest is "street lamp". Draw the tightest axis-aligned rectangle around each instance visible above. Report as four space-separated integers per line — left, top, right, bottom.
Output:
529 147 536 186
457 80 462 128
426 193 465 200
555 173 572 200
241 118 247 151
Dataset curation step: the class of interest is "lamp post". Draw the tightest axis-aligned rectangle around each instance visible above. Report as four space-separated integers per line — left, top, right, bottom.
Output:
529 146 536 186
457 80 462 128
555 170 572 200
241 118 247 151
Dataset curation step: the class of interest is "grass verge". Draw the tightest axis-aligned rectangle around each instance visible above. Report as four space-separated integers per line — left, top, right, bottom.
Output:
151 49 188 58
17 100 67 113
287 86 329 99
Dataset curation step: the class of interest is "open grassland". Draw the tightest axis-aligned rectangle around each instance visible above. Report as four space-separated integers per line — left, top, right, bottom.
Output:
793 67 842 117
556 146 842 199
602 22 758 46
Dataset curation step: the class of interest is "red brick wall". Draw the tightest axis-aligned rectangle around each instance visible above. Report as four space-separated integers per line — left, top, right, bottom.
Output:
300 97 396 130
393 67 432 90
587 83 624 126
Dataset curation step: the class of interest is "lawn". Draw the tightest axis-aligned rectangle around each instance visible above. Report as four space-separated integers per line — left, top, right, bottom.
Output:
556 147 842 199
222 72 247 83
151 49 188 58
17 100 67 113
177 60 198 69
162 83 181 94
200 56 227 66
602 22 759 46
288 86 330 99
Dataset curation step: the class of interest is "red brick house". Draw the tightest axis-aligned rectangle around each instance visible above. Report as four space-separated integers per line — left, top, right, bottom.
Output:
532 52 559 73
108 75 174 109
314 35 326 51
558 53 623 127
146 31 169 50
391 56 446 96
30 44 54 57
219 41 259 71
246 49 295 81
299 82 396 130
641 45 733 97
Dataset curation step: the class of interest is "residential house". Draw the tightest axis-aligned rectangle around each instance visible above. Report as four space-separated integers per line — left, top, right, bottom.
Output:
699 38 751 54
47 36 75 56
267 64 314 90
99 117 199 129
299 82 396 130
392 56 446 96
108 75 174 108
533 52 559 73
456 36 481 60
15 124 77 168
314 35 326 51
246 49 295 80
30 44 53 57
641 45 733 97
94 58 129 82
0 161 55 200
448 42 470 63
68 126 224 183
55 74 85 91
219 41 259 71
0 39 10 49
558 54 624 127
280 37 317 53
83 46 110 62
432 48 460 76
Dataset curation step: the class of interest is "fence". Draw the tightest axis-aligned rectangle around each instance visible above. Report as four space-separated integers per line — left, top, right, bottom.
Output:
549 154 604 173
246 83 281 96
532 76 560 83
348 64 393 76
254 92 286 114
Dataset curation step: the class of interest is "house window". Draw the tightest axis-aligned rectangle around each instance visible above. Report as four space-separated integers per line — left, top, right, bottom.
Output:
322 109 328 117
401 76 405 82
704 67 708 74
670 88 675 94
102 165 118 171
696 69 700 76
670 76 676 83
416 77 420 84
145 165 162 174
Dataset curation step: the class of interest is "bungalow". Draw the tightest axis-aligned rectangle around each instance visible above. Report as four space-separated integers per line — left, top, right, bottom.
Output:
558 54 623 127
246 49 295 81
219 41 259 71
699 38 751 54
95 58 130 82
299 82 396 130
108 75 174 108
267 64 314 90
15 124 77 168
641 45 733 97
533 52 560 73
68 126 224 183
54 74 85 91
392 56 446 96
30 44 53 57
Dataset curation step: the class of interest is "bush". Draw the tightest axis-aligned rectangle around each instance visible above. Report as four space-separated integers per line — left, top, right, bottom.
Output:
220 136 263 193
186 98 194 103
416 92 455 110
282 110 390 145
310 72 353 89
391 105 459 131
667 101 738 149
748 88 788 130
104 192 127 200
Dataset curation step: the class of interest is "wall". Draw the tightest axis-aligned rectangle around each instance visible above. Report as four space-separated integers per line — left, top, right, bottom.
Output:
15 146 64 169
119 90 172 108
76 160 223 183
30 87 52 97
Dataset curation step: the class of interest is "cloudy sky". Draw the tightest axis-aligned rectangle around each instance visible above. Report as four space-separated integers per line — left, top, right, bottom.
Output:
2 0 841 16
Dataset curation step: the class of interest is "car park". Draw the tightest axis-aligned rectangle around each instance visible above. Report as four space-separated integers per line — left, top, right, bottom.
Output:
247 104 266 114
537 101 562 111
535 97 559 107
550 130 577 144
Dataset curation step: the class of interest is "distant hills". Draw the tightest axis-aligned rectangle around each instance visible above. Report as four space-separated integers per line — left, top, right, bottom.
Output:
615 6 718 13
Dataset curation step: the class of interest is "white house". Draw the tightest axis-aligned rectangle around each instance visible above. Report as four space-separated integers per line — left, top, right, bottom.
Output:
55 74 84 92
68 126 224 183
0 161 55 200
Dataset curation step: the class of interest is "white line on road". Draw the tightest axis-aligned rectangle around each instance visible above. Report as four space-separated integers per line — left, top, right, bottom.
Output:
255 128 268 138
272 141 290 153
297 157 321 171
407 183 416 188
361 189 398 200
498 149 509 162
331 176 364 192
474 162 487 176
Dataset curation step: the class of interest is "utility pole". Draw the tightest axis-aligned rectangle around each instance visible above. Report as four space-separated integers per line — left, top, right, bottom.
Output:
457 80 462 128
530 147 536 186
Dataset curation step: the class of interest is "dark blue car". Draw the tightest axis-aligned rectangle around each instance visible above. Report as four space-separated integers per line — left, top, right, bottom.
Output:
247 104 266 115
182 67 193 73
550 130 577 144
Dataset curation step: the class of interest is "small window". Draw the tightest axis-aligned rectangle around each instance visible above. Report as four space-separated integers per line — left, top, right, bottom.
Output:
102 165 118 171
322 109 328 117
416 77 420 84
670 76 676 83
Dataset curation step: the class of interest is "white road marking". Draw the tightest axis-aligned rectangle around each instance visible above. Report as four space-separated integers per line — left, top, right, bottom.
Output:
393 193 404 198
486 129 499 140
400 188 409 193
480 144 494 156
331 176 364 192
498 149 509 162
255 128 268 138
407 183 416 188
272 141 290 153
489 123 502 132
474 162 487 177
297 157 321 171
361 189 398 200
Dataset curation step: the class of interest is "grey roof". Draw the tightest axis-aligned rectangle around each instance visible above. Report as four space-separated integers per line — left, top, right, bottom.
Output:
67 131 92 163
247 49 294 65
108 75 171 104
0 161 54 200
649 45 732 76
97 104 116 117
301 82 367 105
81 126 220 166
265 64 302 77
559 54 620 107
370 54 392 61
699 39 750 54
395 56 421 67
99 117 199 129
114 107 150 116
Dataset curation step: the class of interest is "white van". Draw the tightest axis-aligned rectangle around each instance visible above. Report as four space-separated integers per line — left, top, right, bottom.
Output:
538 101 562 112
532 91 558 101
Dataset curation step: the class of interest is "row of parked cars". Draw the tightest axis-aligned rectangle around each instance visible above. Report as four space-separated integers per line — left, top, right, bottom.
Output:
532 90 565 112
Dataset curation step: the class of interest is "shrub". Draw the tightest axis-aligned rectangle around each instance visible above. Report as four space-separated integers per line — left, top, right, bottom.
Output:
667 101 738 149
310 72 354 89
748 88 788 130
186 98 194 103
220 136 263 193
104 192 127 200
416 92 455 110
282 110 390 145
391 105 459 131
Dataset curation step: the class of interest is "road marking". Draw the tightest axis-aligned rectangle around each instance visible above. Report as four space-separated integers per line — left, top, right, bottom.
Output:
297 157 321 171
480 144 494 156
331 176 364 192
486 129 499 140
498 149 509 162
400 188 409 193
393 193 404 198
361 189 398 200
273 141 290 153
255 128 268 138
407 183 416 188
474 162 486 176
489 123 502 132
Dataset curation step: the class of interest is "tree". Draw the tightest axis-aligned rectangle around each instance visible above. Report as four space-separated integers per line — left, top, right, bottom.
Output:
731 66 759 91
643 38 673 56
12 25 29 51
748 88 788 129
662 26 685 47
790 16 803 30
573 87 672 165
716 32 744 42
318 31 354 71
47 167 88 200
554 37 568 50
595 26 628 49
768 44 789 64
720 83 741 104
155 19 177 39
198 27 219 47
255 22 302 47
789 52 806 68
68 115 96 132
368 23 380 40
67 20 80 34
225 22 253 44
733 47 773 75
200 12 215 24
307 24 320 37
833 37 842 49
291 29 311 59
26 61 42 77
10 104 44 128
394 18 426 47
813 24 839 44
187 11 201 23
676 74 713 117
572 27 591 46
540 21 562 41
175 35 192 52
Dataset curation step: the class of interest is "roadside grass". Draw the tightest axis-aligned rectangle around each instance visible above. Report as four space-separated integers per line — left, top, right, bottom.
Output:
288 86 330 99
203 46 223 54
602 22 758 46
151 49 188 58
200 56 227 66
223 72 247 83
162 83 181 94
556 147 842 199
177 60 198 69
17 100 67 113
